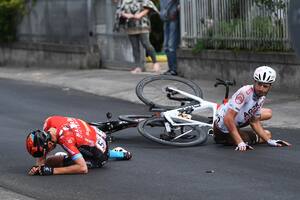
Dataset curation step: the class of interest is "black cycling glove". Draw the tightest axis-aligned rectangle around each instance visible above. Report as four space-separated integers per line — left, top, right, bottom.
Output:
39 165 54 175
30 165 54 176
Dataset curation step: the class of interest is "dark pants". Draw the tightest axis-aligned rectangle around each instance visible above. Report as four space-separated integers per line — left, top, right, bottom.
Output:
128 33 157 70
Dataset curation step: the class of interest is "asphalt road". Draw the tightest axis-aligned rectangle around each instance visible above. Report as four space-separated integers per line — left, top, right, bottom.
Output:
0 78 299 200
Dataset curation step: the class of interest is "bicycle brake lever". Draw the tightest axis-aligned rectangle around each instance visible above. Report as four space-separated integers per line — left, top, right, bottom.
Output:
216 78 224 83
225 80 236 86
106 112 112 119
165 87 172 92
215 78 225 87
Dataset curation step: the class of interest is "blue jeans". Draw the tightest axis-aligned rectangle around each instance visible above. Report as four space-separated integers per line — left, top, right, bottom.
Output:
163 19 180 72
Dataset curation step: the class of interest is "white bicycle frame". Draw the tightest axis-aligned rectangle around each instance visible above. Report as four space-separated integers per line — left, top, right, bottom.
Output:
161 86 218 135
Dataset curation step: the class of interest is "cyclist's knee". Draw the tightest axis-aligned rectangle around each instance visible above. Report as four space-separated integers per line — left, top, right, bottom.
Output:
260 108 272 121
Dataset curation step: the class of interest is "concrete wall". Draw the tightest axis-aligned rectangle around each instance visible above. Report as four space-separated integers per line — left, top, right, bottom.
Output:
18 0 89 44
177 49 300 94
15 0 137 70
0 42 100 69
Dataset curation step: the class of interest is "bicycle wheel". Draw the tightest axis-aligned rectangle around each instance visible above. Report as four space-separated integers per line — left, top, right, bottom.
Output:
138 117 208 147
118 114 153 124
136 75 203 110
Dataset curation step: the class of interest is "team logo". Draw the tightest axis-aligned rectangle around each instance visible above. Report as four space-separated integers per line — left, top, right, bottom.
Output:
235 93 244 104
246 87 253 95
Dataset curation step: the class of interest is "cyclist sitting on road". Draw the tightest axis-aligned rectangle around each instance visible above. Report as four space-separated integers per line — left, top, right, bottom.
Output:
26 115 132 176
213 66 291 151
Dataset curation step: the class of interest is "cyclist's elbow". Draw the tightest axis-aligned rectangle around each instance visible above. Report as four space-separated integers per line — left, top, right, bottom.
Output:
76 161 88 174
79 165 88 174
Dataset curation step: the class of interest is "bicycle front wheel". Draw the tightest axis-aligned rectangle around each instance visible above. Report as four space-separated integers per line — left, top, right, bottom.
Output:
136 75 203 110
138 117 208 147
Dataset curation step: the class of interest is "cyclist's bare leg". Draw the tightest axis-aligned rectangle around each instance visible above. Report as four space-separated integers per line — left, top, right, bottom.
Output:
260 108 272 121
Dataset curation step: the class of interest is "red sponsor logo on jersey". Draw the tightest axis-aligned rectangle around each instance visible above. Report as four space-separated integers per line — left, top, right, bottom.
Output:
246 87 253 95
235 93 245 104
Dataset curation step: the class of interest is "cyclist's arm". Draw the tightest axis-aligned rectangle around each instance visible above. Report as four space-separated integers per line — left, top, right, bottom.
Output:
250 117 270 142
53 156 88 175
54 135 88 174
224 108 244 145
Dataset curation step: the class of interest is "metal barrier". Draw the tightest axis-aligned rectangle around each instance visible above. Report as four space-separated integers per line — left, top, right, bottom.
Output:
180 0 290 51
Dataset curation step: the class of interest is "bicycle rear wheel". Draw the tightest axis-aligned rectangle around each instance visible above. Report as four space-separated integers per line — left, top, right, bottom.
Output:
138 117 207 147
136 75 203 110
118 114 153 124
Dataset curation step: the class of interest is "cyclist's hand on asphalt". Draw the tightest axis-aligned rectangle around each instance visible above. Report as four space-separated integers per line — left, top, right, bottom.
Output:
267 139 291 147
28 165 54 176
235 142 254 151
28 166 40 176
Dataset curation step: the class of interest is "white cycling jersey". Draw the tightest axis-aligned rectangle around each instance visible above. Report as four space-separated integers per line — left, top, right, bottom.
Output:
215 85 265 133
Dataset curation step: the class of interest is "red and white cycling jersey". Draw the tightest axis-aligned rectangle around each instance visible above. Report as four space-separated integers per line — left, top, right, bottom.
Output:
43 116 107 161
215 85 265 133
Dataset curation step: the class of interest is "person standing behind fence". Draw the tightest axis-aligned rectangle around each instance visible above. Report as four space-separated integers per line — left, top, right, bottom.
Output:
113 0 161 74
160 0 180 76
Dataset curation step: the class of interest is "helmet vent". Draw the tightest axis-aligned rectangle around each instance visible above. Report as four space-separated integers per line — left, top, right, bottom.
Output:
263 72 266 81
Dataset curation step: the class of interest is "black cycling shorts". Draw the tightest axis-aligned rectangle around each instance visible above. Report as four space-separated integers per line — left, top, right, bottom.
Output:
63 145 109 168
213 124 259 145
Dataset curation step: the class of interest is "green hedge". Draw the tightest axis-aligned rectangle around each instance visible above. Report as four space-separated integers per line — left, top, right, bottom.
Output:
0 0 26 42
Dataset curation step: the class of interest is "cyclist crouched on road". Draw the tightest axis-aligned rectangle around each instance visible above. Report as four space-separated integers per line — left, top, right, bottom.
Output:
213 66 291 151
26 116 132 176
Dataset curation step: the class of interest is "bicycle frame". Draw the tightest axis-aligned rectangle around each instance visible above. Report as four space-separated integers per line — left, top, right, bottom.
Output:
161 86 218 133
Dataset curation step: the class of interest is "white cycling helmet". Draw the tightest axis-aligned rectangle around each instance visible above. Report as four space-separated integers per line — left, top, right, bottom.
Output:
253 66 276 83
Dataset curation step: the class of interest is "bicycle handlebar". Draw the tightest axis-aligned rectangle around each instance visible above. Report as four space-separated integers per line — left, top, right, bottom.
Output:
214 78 236 100
164 87 198 105
214 78 236 87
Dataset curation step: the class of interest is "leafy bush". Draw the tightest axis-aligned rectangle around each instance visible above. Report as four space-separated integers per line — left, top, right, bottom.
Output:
254 0 286 15
0 0 26 42
192 16 286 52
251 16 285 51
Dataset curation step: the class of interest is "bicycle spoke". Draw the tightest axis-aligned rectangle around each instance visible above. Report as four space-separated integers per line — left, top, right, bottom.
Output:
136 75 203 109
138 117 208 147
172 129 193 140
